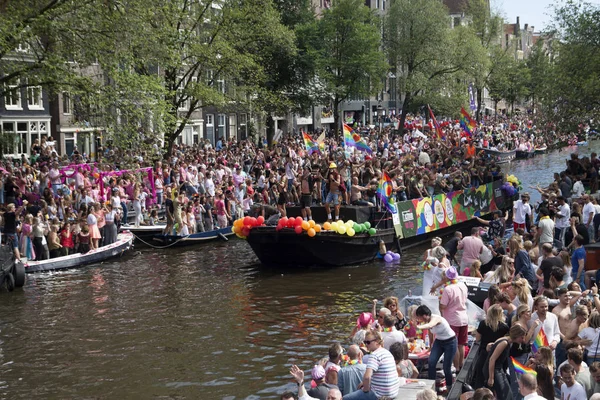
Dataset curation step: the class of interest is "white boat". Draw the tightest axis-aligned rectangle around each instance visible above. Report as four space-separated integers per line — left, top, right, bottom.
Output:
25 232 134 273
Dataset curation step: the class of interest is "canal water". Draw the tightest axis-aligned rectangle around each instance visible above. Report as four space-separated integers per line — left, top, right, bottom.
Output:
1 141 599 400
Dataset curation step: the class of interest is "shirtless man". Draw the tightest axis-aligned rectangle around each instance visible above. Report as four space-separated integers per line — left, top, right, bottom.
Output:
300 165 315 221
325 163 341 222
553 288 588 366
564 305 590 341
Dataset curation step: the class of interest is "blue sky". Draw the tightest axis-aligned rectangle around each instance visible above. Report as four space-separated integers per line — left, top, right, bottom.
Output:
493 0 600 32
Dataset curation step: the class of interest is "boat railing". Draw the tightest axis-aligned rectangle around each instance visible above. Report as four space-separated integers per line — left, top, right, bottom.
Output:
446 341 479 399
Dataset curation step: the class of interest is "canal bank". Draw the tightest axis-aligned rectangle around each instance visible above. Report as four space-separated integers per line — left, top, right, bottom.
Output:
0 141 599 399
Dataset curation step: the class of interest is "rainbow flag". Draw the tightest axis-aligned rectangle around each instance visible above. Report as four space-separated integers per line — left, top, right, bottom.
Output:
532 327 549 353
377 171 395 213
343 123 372 154
511 357 537 376
459 107 477 136
302 131 320 155
428 105 444 140
343 123 357 147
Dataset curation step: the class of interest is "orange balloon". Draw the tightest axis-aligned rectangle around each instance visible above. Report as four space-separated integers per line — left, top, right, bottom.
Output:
301 220 310 231
307 228 316 237
323 222 331 230
308 220 316 228
234 219 243 228
314 224 321 233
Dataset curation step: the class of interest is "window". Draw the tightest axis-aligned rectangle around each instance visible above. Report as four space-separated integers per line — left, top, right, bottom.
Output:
206 114 214 144
218 114 226 140
453 17 461 28
239 113 247 140
217 75 225 94
206 70 214 87
63 92 71 114
5 79 21 109
16 122 27 154
27 85 43 109
177 76 189 111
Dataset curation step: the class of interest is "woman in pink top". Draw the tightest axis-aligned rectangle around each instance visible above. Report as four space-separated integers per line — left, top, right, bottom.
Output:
215 192 230 228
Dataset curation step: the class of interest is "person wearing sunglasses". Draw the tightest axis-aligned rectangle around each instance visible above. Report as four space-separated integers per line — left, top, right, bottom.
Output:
343 330 399 400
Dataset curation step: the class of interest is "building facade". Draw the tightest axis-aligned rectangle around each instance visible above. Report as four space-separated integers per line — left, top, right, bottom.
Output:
0 78 52 158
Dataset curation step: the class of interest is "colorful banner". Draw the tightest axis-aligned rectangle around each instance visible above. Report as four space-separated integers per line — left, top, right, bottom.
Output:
395 180 502 238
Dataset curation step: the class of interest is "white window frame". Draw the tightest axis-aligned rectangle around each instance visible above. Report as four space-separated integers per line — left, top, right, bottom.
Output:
218 113 226 139
27 83 43 110
5 79 22 110
177 76 189 111
217 76 225 94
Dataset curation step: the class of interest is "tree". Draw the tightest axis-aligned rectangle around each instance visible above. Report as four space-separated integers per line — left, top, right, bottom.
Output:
464 0 504 119
542 0 600 130
384 0 478 130
300 0 387 134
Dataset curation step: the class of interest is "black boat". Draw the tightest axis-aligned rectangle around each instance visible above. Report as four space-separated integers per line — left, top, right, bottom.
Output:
25 232 134 273
245 179 510 268
0 246 26 291
152 226 234 247
515 150 535 159
246 227 397 267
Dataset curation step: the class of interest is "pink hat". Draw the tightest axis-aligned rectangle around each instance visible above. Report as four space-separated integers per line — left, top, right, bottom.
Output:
356 312 374 328
311 365 325 380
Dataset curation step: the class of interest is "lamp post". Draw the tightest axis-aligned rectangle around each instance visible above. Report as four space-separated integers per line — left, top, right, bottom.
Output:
377 103 383 135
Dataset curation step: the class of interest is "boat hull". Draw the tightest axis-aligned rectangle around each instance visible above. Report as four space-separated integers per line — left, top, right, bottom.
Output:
246 227 398 267
120 225 166 243
152 226 234 247
515 150 535 159
534 146 547 154
477 148 516 164
25 232 134 273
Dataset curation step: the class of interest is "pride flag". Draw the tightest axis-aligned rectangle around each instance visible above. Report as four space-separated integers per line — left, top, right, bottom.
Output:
459 107 477 136
343 123 372 154
532 327 549 353
302 131 320 155
511 357 537 376
428 105 444 140
316 131 326 152
377 171 395 213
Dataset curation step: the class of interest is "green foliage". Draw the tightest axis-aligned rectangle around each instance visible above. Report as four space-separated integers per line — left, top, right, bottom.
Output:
385 0 480 127
542 0 600 130
301 0 387 132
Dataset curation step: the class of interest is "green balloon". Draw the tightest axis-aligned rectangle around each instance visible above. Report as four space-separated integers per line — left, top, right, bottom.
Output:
364 221 371 229
368 228 376 235
354 224 362 233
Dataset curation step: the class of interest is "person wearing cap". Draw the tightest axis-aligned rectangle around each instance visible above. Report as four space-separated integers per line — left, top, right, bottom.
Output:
325 163 341 222
306 364 339 400
289 365 342 400
439 266 469 372
513 192 532 233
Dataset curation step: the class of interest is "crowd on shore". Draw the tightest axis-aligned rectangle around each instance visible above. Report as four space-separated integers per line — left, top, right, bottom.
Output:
0 114 570 260
273 121 600 399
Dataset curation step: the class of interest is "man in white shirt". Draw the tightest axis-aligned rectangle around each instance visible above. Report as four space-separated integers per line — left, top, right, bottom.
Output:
518 372 546 400
528 297 561 351
513 192 532 232
582 194 597 242
573 177 586 198
555 196 571 245
381 315 407 350
560 363 587 400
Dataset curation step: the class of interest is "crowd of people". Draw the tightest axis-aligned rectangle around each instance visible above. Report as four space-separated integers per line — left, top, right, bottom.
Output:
273 121 600 399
